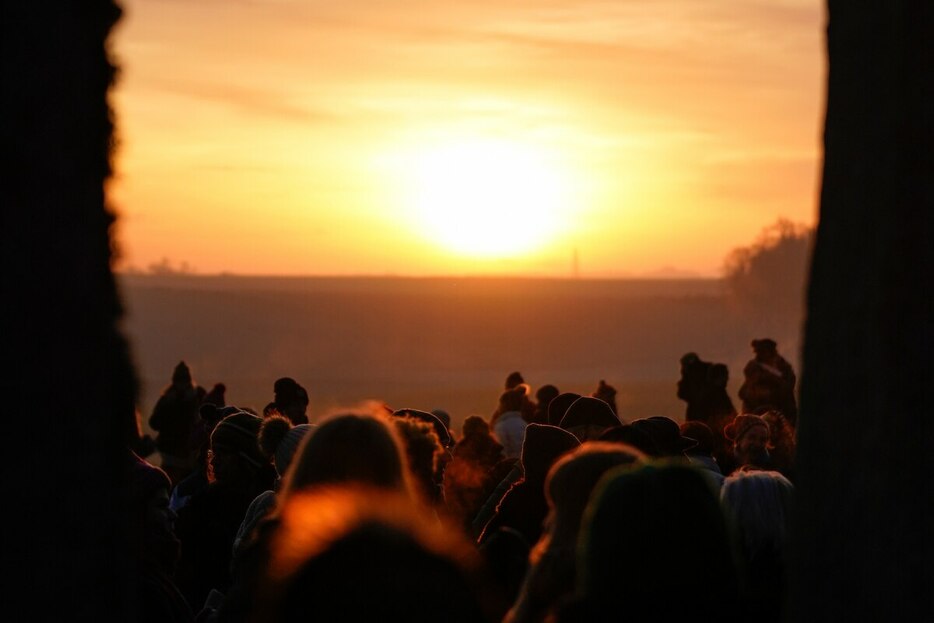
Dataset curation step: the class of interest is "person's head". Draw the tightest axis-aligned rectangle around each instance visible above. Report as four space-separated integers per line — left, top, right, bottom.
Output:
505 371 525 390
559 396 620 441
751 338 778 359
724 414 771 467
280 412 412 501
273 377 310 425
498 385 528 414
209 411 271 486
256 486 495 623
539 442 645 554
591 380 618 414
547 392 581 426
430 408 452 433
462 414 491 438
520 423 581 485
258 414 314 477
126 451 178 570
721 470 794 564
171 360 193 386
630 416 698 458
598 424 661 457
391 416 447 505
679 421 716 456
392 408 453 449
575 464 738 619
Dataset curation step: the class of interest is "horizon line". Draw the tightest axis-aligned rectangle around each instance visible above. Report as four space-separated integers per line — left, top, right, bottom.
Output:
115 270 724 281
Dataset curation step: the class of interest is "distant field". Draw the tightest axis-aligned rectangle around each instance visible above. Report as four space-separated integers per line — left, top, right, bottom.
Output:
119 274 800 434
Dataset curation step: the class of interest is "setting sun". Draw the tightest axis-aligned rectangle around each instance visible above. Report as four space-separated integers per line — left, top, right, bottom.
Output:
403 139 573 258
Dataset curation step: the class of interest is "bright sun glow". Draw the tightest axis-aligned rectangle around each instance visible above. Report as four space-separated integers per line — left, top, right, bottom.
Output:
406 139 572 258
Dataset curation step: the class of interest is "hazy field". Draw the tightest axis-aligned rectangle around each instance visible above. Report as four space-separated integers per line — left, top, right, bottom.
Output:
120 274 801 434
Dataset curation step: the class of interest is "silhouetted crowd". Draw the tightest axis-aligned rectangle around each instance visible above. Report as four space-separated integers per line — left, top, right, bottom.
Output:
130 338 799 623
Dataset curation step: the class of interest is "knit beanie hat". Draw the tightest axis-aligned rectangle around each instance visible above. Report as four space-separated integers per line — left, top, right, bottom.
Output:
259 414 313 474
521 423 581 484
211 411 266 467
723 414 770 443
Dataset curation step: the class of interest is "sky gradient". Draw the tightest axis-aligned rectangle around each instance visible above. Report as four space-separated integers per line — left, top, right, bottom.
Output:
109 0 824 277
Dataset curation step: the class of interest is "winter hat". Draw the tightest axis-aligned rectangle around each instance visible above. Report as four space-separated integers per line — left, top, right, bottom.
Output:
259 414 313 475
172 361 192 384
211 411 266 467
723 414 770 443
559 397 620 431
548 392 581 426
520 423 581 483
630 416 698 457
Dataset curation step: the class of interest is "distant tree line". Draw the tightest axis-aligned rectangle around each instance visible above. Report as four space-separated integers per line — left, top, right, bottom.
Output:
721 219 814 343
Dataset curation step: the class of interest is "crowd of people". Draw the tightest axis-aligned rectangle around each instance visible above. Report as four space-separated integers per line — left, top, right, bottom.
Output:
130 338 799 623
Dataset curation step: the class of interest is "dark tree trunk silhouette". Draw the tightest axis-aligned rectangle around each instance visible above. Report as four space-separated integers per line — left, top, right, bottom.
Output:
789 1 933 621
4 2 139 619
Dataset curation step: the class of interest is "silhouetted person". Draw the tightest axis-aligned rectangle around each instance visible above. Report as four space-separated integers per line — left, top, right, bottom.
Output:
629 415 697 461
174 412 276 612
149 361 207 485
247 486 497 623
532 385 560 425
558 464 738 621
269 377 309 425
590 379 618 416
738 339 797 425
492 386 530 458
723 413 773 474
677 352 737 464
547 392 580 427
444 415 505 533
125 450 195 623
213 411 418 623
722 470 795 623
680 420 726 488
506 442 644 623
478 424 580 548
559 396 620 442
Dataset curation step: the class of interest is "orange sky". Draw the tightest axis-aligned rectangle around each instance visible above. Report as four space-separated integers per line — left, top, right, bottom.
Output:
109 0 823 278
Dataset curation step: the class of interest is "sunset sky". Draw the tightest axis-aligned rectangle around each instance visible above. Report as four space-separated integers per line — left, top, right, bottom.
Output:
109 0 824 278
